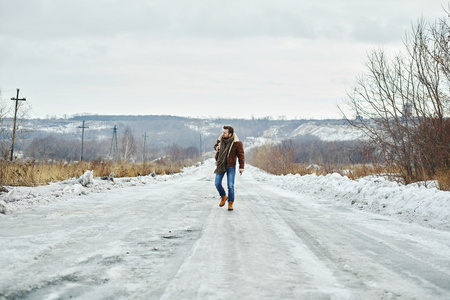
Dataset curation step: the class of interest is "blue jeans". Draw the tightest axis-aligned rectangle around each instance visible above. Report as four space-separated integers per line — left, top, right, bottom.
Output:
215 167 236 202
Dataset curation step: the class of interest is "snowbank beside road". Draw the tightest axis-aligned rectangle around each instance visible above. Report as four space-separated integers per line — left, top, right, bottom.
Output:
247 165 450 231
0 163 203 214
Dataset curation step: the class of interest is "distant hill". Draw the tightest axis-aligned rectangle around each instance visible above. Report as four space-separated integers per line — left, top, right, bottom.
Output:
20 115 363 153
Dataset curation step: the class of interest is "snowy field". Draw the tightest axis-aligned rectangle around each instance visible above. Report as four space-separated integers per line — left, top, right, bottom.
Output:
0 159 449 299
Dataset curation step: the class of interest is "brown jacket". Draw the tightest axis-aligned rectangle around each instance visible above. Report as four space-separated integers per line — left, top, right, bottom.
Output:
214 133 245 172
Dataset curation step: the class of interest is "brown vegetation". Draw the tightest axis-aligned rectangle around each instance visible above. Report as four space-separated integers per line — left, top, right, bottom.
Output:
248 141 449 191
0 158 198 187
341 17 450 188
436 169 450 192
248 142 382 178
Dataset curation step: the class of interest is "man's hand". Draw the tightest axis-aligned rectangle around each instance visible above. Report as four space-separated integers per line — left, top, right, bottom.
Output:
239 170 244 175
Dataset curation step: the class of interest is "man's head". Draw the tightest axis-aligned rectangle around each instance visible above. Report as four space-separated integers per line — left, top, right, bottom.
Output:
222 125 234 138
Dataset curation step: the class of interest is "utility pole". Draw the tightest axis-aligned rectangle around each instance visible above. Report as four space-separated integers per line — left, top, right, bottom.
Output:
199 120 206 156
142 132 148 163
10 89 26 161
110 125 118 161
78 121 89 161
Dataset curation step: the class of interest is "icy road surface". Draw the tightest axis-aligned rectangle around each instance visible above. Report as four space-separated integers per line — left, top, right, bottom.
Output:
1 161 449 299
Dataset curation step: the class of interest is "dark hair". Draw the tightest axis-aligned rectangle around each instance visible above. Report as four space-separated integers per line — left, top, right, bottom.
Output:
223 125 234 135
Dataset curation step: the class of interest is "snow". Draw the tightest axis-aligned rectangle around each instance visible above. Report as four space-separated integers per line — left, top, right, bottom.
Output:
246 167 450 231
26 120 111 135
0 159 449 298
245 126 283 149
245 122 366 150
0 167 196 215
1 159 449 229
78 170 94 187
245 135 280 150
291 122 365 141
184 120 217 137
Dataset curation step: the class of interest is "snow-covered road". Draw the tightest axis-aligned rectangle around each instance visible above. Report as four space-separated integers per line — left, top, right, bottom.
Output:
1 160 449 299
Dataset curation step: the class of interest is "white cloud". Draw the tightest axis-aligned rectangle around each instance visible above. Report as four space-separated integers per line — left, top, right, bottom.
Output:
0 0 447 119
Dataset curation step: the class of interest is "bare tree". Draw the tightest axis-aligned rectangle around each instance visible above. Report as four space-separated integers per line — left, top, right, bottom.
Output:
26 136 79 161
166 143 182 161
0 90 9 159
341 17 450 183
272 140 296 175
120 126 137 161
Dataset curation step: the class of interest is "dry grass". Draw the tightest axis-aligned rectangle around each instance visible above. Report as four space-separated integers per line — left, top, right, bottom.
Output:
337 164 401 181
0 158 198 187
247 144 398 179
256 162 398 179
435 169 450 191
253 157 450 191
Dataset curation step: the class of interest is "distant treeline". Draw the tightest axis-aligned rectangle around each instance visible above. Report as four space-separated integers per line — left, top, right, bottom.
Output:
8 116 349 162
248 134 372 175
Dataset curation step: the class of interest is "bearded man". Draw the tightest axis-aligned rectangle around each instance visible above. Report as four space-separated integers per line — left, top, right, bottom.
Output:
214 125 245 211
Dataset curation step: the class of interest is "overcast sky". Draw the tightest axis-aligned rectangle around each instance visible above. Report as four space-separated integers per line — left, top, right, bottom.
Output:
0 1 447 120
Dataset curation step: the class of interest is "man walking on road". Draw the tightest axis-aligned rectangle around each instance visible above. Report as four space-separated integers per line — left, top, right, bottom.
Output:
214 125 245 211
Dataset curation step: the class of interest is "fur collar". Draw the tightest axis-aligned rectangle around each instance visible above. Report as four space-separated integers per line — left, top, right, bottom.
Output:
218 132 239 143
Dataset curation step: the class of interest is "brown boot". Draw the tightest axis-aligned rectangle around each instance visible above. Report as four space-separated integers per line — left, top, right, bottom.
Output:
228 201 234 211
219 195 228 207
